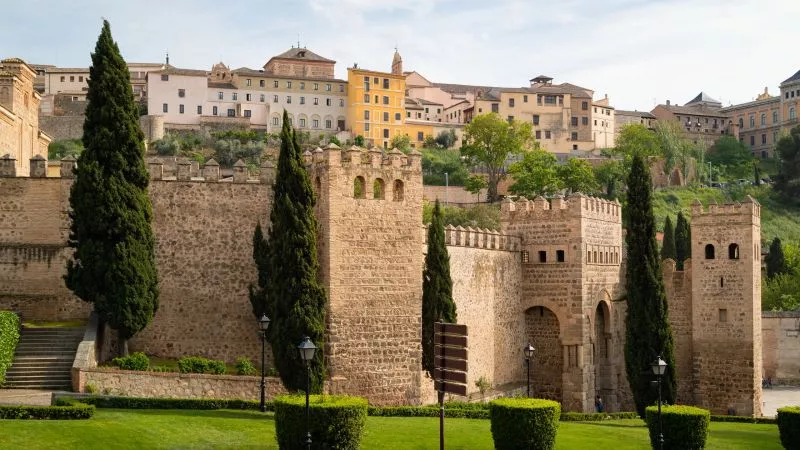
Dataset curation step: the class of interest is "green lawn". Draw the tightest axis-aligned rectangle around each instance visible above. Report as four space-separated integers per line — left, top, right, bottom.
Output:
0 409 782 449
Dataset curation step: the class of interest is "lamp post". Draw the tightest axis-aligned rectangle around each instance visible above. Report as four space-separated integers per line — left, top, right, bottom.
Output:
298 336 317 450
651 355 667 450
524 344 535 397
258 314 270 413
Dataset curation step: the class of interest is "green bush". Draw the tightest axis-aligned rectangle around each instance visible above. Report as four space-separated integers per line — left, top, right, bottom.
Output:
710 414 776 424
111 352 149 371
177 356 226 374
56 396 262 411
368 405 489 419
489 398 560 450
560 411 639 421
0 403 94 420
0 311 20 384
645 404 710 450
236 357 257 376
274 395 367 450
778 406 800 450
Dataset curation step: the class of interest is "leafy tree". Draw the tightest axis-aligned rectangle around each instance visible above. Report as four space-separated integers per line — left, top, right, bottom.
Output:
328 135 341 147
354 135 365 147
420 148 469 186
265 110 327 393
661 216 676 261
594 159 624 199
390 134 411 153
624 154 677 417
762 273 800 312
423 135 438 148
153 136 180 156
706 135 754 180
612 124 660 164
654 121 695 180
508 148 562 198
558 157 600 194
422 200 457 379
674 211 691 271
248 222 270 319
774 125 800 202
461 113 534 202
48 139 84 160
435 129 458 148
64 20 158 355
753 162 762 186
766 237 788 279
464 175 488 195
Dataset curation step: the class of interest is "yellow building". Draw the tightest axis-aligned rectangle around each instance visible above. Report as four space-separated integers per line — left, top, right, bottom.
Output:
346 51 408 149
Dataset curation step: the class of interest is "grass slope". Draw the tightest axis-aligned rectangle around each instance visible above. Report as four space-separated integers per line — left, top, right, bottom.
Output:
653 185 800 244
0 410 781 449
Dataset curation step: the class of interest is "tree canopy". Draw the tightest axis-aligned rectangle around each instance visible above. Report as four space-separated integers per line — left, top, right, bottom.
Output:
558 157 599 195
508 148 561 198
461 113 534 202
64 20 158 353
661 216 676 262
707 135 754 180
774 125 800 203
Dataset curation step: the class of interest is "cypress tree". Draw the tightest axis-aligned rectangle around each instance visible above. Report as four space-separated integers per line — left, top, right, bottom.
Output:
248 222 270 319
624 155 677 417
766 237 787 279
64 20 158 355
421 200 458 379
661 216 676 262
675 211 691 271
266 110 326 393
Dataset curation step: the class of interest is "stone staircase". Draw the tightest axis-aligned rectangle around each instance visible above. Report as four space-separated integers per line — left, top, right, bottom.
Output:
3 327 85 391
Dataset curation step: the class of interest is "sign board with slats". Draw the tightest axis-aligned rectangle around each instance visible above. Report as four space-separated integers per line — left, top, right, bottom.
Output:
433 322 468 396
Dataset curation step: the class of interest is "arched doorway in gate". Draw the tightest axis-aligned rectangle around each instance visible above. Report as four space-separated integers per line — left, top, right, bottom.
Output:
594 300 613 409
524 306 562 402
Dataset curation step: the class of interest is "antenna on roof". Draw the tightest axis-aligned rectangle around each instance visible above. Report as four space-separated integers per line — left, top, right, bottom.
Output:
165 51 169 65
297 33 300 49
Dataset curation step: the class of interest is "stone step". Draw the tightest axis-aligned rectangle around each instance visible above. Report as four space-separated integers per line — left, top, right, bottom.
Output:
5 373 71 381
7 365 72 373
3 382 72 390
15 345 81 352
20 330 84 336
13 351 77 357
12 355 75 362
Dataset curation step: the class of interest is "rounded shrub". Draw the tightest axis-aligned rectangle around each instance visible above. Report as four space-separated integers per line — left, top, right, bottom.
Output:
274 394 367 450
112 352 149 371
489 398 560 450
236 357 257 376
645 404 710 450
777 406 800 450
177 356 226 374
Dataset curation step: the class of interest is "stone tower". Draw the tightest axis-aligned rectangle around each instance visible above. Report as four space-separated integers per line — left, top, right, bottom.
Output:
391 49 403 76
690 197 762 416
308 144 424 405
501 194 624 412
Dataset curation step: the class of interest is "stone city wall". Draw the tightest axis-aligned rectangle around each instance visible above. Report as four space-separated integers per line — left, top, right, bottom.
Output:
662 259 694 404
39 115 163 142
762 311 800 384
423 185 487 205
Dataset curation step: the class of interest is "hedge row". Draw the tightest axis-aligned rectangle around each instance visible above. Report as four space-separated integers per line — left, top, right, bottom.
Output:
710 414 776 424
369 406 489 419
645 405 710 450
0 403 94 420
777 406 800 450
561 411 639 421
274 395 368 450
56 396 263 411
490 398 560 450
0 311 20 384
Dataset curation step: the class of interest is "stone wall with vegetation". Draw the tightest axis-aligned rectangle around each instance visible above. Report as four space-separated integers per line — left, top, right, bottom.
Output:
762 311 800 384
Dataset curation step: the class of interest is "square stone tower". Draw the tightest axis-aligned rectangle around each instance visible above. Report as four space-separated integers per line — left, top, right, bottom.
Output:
501 194 624 412
690 197 762 416
308 144 424 405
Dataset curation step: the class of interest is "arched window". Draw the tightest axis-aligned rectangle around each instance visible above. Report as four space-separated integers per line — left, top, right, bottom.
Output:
373 178 385 199
354 176 365 198
705 244 715 259
728 243 740 260
393 179 404 201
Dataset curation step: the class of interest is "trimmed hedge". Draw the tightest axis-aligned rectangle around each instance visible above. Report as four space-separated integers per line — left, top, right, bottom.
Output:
274 395 367 450
177 356 226 375
0 403 94 420
56 396 263 411
112 352 150 371
369 405 489 419
489 398 560 450
0 311 20 384
645 405 709 450
561 411 639 421
710 414 776 424
777 406 800 450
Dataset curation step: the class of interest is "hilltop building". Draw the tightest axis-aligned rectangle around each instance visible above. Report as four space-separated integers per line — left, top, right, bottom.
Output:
721 88 781 158
651 93 732 149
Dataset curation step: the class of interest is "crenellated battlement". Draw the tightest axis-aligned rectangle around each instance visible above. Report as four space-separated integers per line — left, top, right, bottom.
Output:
690 197 760 222
306 143 422 173
501 193 621 223
424 224 521 252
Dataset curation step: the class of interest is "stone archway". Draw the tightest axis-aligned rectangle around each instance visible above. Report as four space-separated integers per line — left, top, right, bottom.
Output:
594 300 613 409
524 306 562 402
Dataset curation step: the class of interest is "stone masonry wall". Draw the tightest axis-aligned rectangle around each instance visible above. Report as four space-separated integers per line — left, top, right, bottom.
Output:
762 311 800 384
662 259 694 404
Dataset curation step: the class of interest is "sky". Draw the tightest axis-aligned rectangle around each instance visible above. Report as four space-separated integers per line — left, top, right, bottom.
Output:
4 0 799 111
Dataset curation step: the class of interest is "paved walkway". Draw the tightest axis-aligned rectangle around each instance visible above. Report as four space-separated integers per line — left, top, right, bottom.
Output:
0 389 56 406
762 386 800 417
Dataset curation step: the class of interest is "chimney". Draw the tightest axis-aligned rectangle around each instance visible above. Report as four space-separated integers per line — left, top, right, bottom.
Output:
666 100 671 106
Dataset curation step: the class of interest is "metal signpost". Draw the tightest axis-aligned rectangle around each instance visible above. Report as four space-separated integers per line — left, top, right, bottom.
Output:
434 322 469 450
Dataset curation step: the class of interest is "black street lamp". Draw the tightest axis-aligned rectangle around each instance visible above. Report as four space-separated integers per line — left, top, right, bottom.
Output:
258 314 270 413
651 355 667 450
298 336 317 450
524 344 535 397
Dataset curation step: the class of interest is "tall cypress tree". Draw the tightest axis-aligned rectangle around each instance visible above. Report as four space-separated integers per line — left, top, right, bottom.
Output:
421 201 457 379
248 222 270 319
661 216 676 262
65 20 158 355
766 237 787 279
675 211 691 271
624 155 677 417
266 110 326 393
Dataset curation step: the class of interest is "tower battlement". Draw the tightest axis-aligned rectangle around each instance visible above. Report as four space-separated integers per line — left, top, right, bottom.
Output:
501 193 621 224
690 197 760 224
306 143 421 173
